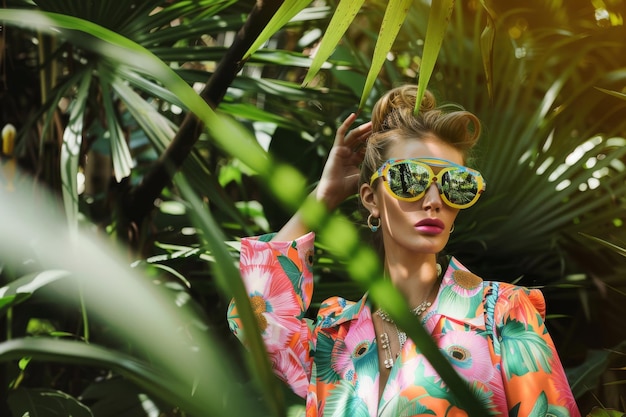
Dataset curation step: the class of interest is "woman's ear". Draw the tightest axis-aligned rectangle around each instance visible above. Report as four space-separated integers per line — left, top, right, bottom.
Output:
360 183 379 217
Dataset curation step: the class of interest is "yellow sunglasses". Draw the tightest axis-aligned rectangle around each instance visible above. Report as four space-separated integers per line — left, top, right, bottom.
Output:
370 157 486 209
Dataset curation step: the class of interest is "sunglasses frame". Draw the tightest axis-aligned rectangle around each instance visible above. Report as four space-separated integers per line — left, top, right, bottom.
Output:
369 157 486 209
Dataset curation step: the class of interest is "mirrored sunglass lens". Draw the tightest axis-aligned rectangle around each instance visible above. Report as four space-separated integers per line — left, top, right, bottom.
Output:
388 162 430 199
441 169 479 205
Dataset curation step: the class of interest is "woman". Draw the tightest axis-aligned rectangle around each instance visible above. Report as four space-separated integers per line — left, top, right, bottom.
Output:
228 85 580 416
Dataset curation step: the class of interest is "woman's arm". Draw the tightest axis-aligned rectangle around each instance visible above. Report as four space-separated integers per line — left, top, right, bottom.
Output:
228 114 371 397
227 232 316 397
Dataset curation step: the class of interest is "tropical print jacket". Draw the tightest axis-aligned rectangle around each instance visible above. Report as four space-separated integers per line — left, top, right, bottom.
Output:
227 232 581 417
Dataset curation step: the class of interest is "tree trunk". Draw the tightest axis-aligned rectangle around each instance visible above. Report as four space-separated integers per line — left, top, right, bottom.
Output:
121 0 285 232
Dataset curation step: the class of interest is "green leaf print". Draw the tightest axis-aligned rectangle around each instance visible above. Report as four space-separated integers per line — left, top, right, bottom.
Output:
324 380 371 417
546 404 574 417
413 360 452 403
379 394 436 417
399 400 436 417
528 392 548 417
277 254 303 291
438 285 482 318
500 319 553 379
468 381 498 416
315 331 342 383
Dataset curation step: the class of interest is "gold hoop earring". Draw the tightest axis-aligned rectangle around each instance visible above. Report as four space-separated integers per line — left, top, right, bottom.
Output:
450 223 455 234
367 214 381 232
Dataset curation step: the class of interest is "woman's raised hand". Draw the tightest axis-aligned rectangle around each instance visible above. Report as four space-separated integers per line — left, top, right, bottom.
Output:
272 113 371 241
315 113 372 211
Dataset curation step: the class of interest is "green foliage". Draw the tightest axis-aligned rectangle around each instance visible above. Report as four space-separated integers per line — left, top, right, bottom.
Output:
587 407 626 417
0 271 68 317
8 388 93 417
0 185 269 416
1 0 626 415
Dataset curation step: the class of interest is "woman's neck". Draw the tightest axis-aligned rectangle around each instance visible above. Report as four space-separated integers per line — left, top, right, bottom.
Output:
384 253 441 308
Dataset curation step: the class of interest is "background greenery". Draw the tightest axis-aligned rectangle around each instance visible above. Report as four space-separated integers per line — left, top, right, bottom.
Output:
1 0 625 415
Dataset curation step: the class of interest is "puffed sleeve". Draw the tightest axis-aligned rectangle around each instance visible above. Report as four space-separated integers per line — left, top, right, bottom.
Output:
227 232 316 398
494 283 581 417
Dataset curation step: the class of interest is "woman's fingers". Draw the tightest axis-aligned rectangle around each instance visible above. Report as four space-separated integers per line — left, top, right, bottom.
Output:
331 115 372 174
336 114 372 149
334 113 358 146
345 121 372 147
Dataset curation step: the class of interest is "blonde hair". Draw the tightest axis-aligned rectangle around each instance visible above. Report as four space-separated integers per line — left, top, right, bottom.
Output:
359 85 481 188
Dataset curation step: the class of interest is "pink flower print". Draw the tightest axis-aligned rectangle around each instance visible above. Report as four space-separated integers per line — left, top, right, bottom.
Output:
356 373 379 416
382 371 403 403
240 261 301 350
450 270 483 297
240 239 276 267
344 308 376 354
296 245 315 307
393 350 422 390
419 354 441 382
436 330 494 383
438 270 483 318
297 245 315 274
305 390 318 417
549 355 579 415
332 307 376 378
273 348 310 397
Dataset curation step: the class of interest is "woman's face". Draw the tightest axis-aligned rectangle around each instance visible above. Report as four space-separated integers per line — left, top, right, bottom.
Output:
362 135 463 257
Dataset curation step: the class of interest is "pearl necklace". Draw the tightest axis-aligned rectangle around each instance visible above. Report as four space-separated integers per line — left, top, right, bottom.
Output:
375 264 442 369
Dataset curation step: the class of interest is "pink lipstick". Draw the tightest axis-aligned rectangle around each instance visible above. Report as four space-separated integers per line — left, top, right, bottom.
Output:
415 218 445 235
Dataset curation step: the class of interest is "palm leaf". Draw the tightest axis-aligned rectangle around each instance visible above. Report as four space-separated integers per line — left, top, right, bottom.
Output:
579 233 626 258
359 0 413 109
478 1 496 99
596 86 626 101
0 7 284 412
0 338 229 417
99 65 133 182
0 271 69 317
0 184 268 416
414 0 454 112
244 0 311 60
8 386 93 417
137 13 246 45
301 0 365 87
60 70 92 231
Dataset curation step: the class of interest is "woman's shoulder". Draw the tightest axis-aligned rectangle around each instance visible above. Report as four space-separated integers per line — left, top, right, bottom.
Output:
239 232 316 272
447 257 546 319
483 280 547 321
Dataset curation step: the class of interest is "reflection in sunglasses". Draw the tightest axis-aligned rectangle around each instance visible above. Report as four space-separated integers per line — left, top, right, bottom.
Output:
371 158 486 209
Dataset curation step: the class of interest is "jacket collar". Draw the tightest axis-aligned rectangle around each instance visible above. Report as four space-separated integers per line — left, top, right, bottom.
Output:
318 257 485 330
425 257 485 329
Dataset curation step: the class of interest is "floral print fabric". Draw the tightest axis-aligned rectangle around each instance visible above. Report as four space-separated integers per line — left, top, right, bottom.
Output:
227 232 580 417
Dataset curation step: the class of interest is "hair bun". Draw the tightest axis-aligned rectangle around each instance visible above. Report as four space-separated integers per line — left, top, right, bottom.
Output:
372 86 437 133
